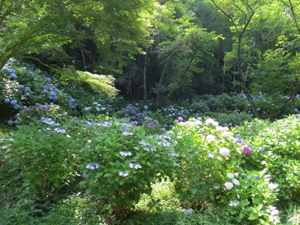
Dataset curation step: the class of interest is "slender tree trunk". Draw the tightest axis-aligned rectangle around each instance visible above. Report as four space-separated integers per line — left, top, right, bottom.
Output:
143 53 147 100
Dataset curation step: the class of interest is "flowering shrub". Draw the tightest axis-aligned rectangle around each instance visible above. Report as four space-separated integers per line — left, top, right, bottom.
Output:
236 115 300 208
1 59 77 124
170 118 280 224
8 121 81 195
78 119 177 217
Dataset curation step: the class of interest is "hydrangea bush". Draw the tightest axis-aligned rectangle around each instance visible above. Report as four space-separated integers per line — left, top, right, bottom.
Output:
78 119 177 217
170 118 280 224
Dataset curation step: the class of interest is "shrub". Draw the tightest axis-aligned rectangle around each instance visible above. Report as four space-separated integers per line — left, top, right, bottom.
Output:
78 119 177 218
170 118 280 224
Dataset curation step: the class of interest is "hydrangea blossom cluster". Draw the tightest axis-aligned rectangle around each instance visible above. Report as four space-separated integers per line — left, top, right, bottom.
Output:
86 163 99 170
225 172 240 190
163 105 190 121
219 147 230 156
40 117 60 126
120 151 132 156
129 163 142 169
229 200 240 207
69 99 78 109
139 140 156 151
119 171 129 177
242 144 252 154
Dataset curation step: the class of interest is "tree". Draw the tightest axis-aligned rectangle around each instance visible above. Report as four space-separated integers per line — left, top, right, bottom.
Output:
0 0 154 72
208 0 300 119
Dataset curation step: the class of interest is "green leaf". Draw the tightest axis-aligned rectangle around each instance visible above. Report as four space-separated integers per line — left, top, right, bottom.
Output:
86 188 93 195
248 213 258 220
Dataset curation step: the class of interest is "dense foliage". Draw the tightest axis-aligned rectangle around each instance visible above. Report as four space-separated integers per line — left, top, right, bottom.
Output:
2 0 300 224
1 60 300 225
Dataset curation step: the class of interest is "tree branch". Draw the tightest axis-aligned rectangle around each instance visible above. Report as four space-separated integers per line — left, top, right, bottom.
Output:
16 55 56 69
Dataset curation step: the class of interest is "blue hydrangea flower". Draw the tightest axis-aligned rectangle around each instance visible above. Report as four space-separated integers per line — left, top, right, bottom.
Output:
48 92 58 101
11 74 17 79
2 67 9 73
7 120 14 126
24 87 31 92
4 98 10 103
144 105 148 110
54 128 66 133
41 90 48 94
46 77 52 82
129 163 142 169
255 175 260 180
119 171 129 177
18 85 24 89
86 163 99 170
35 103 41 107
13 104 20 110
10 100 17 105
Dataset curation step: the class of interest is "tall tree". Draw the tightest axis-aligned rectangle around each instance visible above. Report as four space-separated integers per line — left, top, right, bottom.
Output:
0 0 154 72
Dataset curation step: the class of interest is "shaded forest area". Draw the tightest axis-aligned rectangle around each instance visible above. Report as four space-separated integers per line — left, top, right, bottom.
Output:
2 0 300 117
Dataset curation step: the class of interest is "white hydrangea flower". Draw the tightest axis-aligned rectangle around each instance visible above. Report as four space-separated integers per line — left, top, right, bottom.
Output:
212 121 219 127
206 134 215 142
268 182 278 190
227 173 234 179
122 131 134 136
120 151 132 156
229 200 240 207
232 178 240 186
219 147 230 156
224 182 234 190
221 131 231 137
129 163 142 169
205 118 214 125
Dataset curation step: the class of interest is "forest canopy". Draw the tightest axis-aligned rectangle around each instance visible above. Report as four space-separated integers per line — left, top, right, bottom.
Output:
1 0 300 118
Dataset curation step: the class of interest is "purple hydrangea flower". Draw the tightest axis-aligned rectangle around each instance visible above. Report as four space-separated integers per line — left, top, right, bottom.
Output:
2 67 9 73
82 174 89 179
255 175 260 180
72 117 78 121
24 107 31 113
35 103 41 107
41 105 48 111
243 145 252 154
